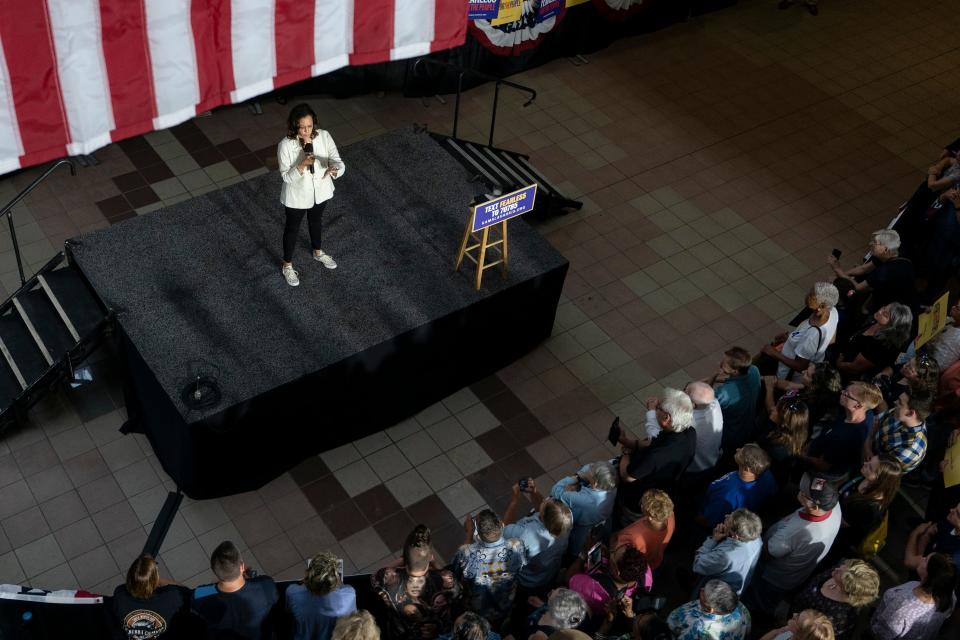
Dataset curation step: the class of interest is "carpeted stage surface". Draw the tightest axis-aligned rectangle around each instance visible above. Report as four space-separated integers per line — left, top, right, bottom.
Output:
71 129 566 420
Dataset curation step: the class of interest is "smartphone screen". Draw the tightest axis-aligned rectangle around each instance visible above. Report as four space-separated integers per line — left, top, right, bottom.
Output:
586 542 602 572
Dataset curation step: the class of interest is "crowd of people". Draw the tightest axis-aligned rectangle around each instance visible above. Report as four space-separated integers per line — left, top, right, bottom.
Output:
104 141 960 639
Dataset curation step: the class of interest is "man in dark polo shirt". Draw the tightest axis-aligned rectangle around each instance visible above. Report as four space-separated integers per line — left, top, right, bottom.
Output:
192 541 278 640
615 387 697 523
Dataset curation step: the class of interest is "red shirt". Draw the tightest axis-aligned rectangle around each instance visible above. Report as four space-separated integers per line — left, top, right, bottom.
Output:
611 515 675 569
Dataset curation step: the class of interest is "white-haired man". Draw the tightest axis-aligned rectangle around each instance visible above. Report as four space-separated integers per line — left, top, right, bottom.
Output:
827 228 915 313
615 388 697 520
683 381 724 474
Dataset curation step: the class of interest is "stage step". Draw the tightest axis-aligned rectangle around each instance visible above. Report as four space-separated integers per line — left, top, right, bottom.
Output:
0 251 110 431
430 132 583 217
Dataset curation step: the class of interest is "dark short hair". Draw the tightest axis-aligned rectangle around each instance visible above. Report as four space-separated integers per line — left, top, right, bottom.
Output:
452 612 490 640
126 554 159 600
286 103 318 140
905 386 934 421
211 540 243 582
634 613 671 640
724 347 751 373
616 545 648 583
475 509 502 543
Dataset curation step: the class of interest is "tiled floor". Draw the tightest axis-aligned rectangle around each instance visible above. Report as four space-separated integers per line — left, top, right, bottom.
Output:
0 0 956 598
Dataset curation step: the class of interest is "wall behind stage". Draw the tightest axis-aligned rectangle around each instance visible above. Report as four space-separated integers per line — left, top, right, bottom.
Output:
295 0 738 100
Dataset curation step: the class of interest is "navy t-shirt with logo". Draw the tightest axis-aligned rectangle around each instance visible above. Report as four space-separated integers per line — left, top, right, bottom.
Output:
113 584 190 638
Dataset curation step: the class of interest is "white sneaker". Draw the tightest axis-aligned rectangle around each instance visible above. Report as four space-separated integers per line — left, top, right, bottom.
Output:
282 265 300 286
313 251 337 269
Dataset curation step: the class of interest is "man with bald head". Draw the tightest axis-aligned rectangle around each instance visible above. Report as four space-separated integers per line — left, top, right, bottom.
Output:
684 381 724 474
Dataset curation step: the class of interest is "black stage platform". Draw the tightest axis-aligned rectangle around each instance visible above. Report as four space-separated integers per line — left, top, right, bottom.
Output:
70 129 568 498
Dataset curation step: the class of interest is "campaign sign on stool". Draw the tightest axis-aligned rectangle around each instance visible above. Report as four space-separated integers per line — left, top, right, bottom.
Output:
456 184 538 290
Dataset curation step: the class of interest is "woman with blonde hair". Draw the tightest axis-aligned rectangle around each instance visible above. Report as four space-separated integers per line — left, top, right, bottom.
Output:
332 610 380 640
760 609 835 640
286 551 357 640
788 559 880 638
611 489 674 571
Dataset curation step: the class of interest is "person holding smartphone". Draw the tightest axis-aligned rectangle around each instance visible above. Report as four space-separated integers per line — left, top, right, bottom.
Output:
277 103 345 287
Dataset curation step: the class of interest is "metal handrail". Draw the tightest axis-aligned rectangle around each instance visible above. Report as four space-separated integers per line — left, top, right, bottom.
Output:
0 159 76 285
412 58 537 146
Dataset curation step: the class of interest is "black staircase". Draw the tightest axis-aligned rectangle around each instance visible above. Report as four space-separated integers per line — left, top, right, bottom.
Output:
431 133 582 217
412 58 582 217
0 160 111 430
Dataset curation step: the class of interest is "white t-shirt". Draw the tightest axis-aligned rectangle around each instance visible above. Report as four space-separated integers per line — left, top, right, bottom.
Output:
758 506 842 590
688 401 723 473
777 308 839 380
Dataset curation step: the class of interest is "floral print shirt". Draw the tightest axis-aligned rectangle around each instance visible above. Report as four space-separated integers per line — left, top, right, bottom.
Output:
667 600 751 640
452 536 525 622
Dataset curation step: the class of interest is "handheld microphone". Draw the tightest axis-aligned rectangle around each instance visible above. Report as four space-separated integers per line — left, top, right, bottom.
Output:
303 142 315 174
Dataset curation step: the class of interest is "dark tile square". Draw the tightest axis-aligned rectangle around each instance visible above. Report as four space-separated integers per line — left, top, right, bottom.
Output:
373 511 415 552
486 493 512 518
470 376 508 401
467 465 514 508
112 171 147 192
95 195 131 217
354 485 401 524
290 456 329 487
169 124 212 151
497 450 545 482
139 162 174 184
475 427 520 462
502 413 549 447
124 186 160 208
179 135 213 152
117 137 151 153
406 495 458 533
217 139 251 158
484 390 528 423
301 475 349 514
431 524 466 562
170 121 203 140
191 146 225 168
320 500 367 539
254 146 276 162
229 154 264 174
127 147 162 168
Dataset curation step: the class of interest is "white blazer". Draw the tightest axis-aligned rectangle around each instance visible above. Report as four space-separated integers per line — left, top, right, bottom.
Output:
277 129 345 209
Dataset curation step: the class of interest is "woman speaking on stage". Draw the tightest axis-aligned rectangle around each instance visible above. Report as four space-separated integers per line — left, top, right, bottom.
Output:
276 103 345 287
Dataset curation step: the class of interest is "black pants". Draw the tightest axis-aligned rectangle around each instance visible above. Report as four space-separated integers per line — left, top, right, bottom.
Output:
282 201 327 263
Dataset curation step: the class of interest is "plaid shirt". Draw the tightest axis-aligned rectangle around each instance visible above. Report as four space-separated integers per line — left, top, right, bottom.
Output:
875 411 927 473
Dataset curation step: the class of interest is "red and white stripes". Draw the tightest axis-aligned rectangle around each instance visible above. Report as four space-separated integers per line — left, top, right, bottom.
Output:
0 0 467 175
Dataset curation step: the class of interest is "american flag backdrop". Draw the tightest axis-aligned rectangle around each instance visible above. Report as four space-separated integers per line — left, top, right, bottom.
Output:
0 0 467 175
